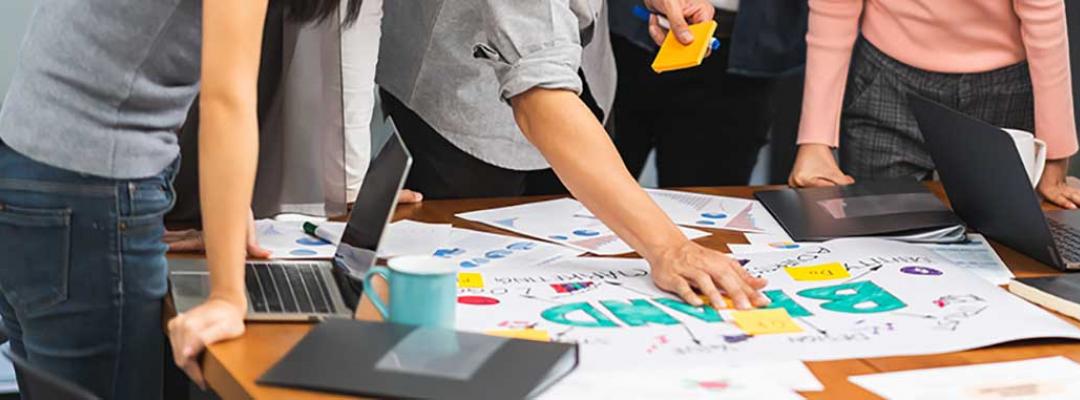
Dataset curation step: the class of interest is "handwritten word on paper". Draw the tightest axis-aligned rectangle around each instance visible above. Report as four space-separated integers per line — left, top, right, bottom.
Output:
485 329 551 342
785 262 850 282
458 272 484 289
732 308 804 335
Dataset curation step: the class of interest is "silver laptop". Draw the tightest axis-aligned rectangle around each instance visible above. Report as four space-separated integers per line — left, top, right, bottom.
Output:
169 121 413 321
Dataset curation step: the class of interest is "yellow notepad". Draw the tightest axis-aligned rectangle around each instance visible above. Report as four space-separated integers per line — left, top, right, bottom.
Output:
651 20 718 73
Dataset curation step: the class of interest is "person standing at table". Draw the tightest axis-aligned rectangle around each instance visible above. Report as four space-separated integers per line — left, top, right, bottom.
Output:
376 0 770 310
0 0 361 397
608 0 771 187
788 0 1080 209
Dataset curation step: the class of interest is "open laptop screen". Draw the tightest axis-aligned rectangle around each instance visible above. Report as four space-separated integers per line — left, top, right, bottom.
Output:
334 120 413 278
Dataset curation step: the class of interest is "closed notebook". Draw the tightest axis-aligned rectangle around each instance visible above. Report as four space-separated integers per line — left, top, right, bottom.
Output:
258 319 578 400
754 179 965 243
1009 276 1080 321
651 20 717 73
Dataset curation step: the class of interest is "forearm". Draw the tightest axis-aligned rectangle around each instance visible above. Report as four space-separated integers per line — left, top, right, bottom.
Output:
1016 0 1079 160
797 0 864 147
510 89 687 261
198 101 258 305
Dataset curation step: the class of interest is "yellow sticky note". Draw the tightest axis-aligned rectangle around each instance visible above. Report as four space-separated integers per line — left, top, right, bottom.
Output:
785 262 850 282
732 308 803 335
651 20 718 73
699 294 735 309
458 273 483 289
485 329 551 342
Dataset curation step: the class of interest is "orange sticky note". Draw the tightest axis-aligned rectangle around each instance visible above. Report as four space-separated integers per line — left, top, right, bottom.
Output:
699 294 735 309
732 308 803 335
785 262 850 282
651 20 718 73
485 329 551 342
458 273 484 289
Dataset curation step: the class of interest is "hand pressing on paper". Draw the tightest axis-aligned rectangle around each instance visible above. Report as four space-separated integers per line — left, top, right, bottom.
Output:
643 0 715 46
650 240 770 310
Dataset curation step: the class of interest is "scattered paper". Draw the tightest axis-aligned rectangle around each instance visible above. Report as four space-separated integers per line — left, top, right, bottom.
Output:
456 198 710 255
732 309 804 335
255 219 345 259
850 356 1080 400
732 233 1014 285
456 240 1080 368
377 220 453 258
642 189 790 236
785 262 850 282
538 360 820 399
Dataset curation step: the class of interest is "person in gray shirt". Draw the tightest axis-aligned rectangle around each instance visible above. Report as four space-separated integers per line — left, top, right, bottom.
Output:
0 0 361 397
375 0 770 311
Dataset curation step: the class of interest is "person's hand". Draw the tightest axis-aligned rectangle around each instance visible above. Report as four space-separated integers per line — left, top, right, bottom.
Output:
397 189 423 204
167 298 247 390
643 0 715 45
1038 159 1080 209
789 144 855 188
649 240 769 310
165 209 271 258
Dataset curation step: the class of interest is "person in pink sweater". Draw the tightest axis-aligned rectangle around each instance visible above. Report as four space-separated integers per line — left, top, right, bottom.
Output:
788 0 1080 209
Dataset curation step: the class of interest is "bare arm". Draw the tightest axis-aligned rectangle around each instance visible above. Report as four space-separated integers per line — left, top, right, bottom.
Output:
167 0 268 389
511 89 769 310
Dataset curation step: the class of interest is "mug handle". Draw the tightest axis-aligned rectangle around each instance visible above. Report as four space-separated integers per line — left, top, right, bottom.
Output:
1033 138 1048 187
363 267 392 320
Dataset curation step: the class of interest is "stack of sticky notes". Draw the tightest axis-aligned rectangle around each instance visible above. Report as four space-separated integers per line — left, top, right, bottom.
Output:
651 20 718 73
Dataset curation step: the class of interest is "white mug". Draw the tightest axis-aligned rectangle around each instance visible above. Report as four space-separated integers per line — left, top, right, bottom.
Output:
1002 128 1047 187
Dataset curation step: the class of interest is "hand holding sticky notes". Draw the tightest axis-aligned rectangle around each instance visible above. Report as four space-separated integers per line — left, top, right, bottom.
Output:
785 262 851 282
732 308 804 335
458 272 484 289
651 20 718 73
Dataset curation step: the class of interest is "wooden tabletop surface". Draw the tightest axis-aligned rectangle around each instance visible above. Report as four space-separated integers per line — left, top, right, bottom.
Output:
187 184 1080 399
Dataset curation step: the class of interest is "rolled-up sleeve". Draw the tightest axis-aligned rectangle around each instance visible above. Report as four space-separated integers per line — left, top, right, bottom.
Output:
475 0 593 101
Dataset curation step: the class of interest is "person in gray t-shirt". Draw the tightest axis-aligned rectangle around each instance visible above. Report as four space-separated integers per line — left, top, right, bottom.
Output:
375 0 770 312
0 1 360 397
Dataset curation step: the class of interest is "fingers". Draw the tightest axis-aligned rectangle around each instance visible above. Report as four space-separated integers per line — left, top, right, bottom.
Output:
648 14 666 45
246 212 272 259
182 360 206 391
168 237 205 253
662 0 694 44
688 272 725 311
667 276 703 307
397 189 424 204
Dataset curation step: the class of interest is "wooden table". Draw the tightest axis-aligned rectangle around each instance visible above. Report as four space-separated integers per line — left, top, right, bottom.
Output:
193 185 1080 399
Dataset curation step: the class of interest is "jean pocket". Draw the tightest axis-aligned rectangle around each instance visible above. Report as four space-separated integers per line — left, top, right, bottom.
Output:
0 203 72 316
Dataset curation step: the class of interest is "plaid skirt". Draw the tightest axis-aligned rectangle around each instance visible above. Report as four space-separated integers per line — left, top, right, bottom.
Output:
839 38 1035 180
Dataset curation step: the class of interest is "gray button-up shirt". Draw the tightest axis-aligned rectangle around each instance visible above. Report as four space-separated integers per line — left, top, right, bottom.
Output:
377 0 616 171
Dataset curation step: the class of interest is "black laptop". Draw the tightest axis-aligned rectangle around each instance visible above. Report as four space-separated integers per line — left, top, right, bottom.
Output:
911 94 1080 270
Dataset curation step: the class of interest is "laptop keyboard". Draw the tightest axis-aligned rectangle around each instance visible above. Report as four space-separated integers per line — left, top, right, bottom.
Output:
245 263 338 314
1047 219 1080 263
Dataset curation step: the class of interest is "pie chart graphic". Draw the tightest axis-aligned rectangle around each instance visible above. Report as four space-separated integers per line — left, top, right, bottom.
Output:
549 235 570 241
290 249 318 256
573 229 601 237
296 237 332 246
701 212 728 219
769 242 800 250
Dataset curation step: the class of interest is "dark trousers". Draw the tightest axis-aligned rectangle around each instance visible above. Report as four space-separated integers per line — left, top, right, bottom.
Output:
380 90 568 199
610 35 772 188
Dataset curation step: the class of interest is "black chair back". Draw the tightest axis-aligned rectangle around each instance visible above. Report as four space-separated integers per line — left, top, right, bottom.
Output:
1 348 99 400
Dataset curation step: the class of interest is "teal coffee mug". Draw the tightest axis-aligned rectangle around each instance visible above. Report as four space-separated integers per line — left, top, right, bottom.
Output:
363 255 457 328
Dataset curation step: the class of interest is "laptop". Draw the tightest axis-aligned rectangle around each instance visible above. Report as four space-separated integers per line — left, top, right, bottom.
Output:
169 120 414 320
911 94 1080 270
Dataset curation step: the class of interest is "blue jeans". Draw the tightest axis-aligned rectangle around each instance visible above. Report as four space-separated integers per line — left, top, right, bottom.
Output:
0 141 177 399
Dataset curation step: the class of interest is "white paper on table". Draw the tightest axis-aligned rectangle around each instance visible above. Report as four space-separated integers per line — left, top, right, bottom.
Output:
455 240 1080 369
849 356 1080 400
376 220 453 258
254 219 345 259
644 189 790 236
378 220 584 269
538 365 806 400
456 198 710 256
732 234 1013 285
